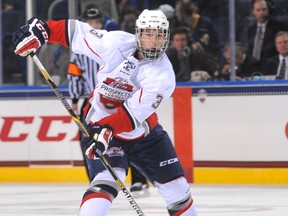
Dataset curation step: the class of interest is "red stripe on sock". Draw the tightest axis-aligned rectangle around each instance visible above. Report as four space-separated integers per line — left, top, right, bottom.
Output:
80 192 112 207
173 198 193 216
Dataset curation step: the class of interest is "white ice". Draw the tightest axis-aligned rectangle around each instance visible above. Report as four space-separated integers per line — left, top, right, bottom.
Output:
0 183 287 216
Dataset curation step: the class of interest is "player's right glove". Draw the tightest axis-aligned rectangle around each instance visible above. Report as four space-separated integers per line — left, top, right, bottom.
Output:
13 17 50 57
82 125 113 160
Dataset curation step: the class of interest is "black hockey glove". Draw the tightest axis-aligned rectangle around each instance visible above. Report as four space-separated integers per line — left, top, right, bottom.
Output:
13 17 50 57
82 125 113 160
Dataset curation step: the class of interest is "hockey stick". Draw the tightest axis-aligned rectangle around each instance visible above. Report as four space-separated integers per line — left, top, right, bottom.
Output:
30 53 145 216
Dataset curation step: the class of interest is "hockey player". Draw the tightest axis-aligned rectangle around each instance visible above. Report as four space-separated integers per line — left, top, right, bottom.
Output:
68 4 150 196
13 9 198 216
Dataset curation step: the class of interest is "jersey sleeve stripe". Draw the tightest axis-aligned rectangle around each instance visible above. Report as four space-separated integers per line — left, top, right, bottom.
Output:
68 19 76 46
139 88 143 103
83 38 102 59
122 103 137 129
46 20 69 47
65 19 70 46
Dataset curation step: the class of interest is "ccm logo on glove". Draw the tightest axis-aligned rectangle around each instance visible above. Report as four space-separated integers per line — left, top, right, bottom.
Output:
35 22 49 41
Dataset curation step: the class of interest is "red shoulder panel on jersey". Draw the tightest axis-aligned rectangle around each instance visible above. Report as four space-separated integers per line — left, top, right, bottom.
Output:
98 105 135 134
146 113 158 131
46 20 69 47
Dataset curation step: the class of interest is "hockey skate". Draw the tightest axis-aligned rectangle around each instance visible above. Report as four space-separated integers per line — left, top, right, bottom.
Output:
130 182 150 198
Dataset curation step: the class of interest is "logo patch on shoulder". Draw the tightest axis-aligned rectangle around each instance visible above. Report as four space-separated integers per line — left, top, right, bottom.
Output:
90 29 103 38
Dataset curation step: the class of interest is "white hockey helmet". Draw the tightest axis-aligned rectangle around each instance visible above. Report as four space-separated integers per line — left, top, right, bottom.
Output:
135 9 170 60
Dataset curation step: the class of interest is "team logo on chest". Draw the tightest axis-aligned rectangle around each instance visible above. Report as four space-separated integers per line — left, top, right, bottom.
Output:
98 77 133 109
123 60 136 70
120 60 136 75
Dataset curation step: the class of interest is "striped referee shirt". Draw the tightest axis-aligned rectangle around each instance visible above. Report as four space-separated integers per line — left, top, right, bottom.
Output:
67 53 99 104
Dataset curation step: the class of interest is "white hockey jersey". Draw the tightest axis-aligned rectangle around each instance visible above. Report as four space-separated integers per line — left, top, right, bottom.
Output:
48 19 176 140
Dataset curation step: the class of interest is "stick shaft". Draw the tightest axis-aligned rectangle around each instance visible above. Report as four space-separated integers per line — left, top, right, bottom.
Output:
31 53 145 216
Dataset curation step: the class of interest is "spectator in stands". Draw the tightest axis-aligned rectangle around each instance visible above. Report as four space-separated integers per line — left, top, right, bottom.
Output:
263 31 288 79
175 0 221 57
218 42 262 80
166 27 192 82
166 27 218 82
247 0 288 65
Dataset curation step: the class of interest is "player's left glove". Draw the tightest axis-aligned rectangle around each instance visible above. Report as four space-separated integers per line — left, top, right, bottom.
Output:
82 125 113 160
13 17 50 57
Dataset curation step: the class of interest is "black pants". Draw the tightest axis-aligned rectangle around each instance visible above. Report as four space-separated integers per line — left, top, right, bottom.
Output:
81 123 184 183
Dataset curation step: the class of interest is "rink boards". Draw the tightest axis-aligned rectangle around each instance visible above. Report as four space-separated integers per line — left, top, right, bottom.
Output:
0 82 288 184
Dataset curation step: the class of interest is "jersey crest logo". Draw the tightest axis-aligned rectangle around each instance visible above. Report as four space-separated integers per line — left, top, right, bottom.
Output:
123 60 136 71
98 77 133 109
107 77 132 90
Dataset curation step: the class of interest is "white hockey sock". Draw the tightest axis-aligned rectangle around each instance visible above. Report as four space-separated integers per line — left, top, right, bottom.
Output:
78 196 112 216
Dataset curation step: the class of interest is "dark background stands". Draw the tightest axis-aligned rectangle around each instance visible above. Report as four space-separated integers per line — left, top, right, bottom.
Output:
263 31 288 78
166 27 218 82
247 0 288 67
218 43 262 80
